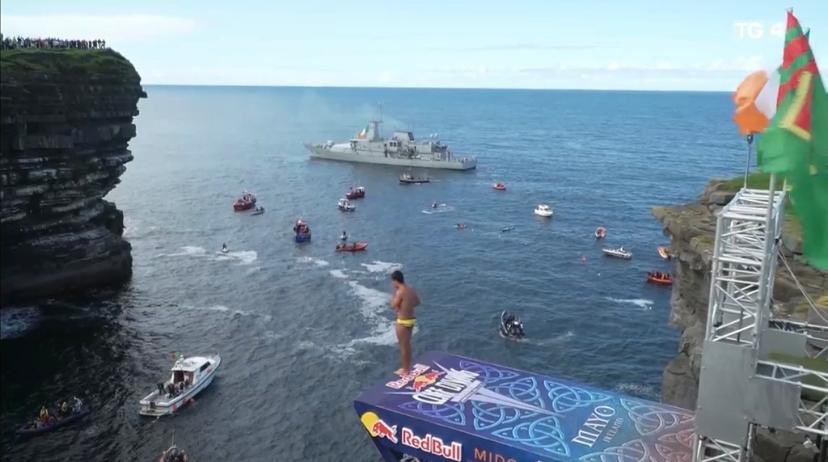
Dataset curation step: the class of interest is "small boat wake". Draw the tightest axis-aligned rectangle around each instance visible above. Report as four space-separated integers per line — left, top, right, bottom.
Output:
605 297 654 310
297 256 330 267
421 204 454 214
158 246 257 265
360 261 402 274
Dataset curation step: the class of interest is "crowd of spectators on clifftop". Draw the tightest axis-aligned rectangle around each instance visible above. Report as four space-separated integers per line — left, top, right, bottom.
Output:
1 35 107 50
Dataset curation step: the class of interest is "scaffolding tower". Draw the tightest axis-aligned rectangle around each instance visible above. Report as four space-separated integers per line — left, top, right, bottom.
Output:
693 179 828 462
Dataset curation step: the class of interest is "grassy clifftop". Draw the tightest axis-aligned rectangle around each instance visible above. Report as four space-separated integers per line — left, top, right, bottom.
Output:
0 48 140 83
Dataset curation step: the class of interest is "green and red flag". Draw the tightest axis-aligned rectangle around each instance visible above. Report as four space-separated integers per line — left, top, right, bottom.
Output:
757 10 828 270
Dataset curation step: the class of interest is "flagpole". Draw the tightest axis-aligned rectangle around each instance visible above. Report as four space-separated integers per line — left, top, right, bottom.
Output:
744 134 754 189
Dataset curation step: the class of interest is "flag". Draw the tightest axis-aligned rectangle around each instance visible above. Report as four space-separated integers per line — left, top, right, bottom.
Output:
757 11 828 270
357 125 369 140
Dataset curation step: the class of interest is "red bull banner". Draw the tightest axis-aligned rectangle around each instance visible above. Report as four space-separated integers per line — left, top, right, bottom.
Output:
354 351 696 462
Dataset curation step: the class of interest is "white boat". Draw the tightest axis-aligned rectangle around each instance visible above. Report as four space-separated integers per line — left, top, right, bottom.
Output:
533 204 553 217
337 198 356 211
602 247 633 259
139 354 221 417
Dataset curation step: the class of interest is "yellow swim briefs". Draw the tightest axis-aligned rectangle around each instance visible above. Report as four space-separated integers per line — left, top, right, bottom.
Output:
396 318 416 328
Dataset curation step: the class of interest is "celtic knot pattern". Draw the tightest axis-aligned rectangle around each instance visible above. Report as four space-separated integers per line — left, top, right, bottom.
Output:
491 415 569 457
579 439 650 462
620 399 694 436
658 428 695 449
543 380 612 414
459 360 520 385
472 375 546 430
399 400 466 426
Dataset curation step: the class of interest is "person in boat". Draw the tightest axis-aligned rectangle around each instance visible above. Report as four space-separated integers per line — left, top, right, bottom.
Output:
390 270 420 376
432 201 438 209
59 400 69 417
340 231 348 241
221 243 228 252
39 405 49 424
72 396 82 413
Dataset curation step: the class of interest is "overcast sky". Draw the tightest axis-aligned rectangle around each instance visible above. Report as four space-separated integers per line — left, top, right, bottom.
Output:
2 0 826 91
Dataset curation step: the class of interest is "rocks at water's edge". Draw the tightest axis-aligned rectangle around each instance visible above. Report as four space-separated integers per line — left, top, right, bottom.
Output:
653 179 828 461
1 49 146 302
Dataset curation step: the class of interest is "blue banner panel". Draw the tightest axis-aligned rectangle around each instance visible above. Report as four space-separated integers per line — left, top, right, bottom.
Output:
354 351 695 462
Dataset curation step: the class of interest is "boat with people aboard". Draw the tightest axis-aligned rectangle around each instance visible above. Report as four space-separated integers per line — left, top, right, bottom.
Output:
399 172 430 184
337 198 356 212
305 119 476 170
493 182 506 191
345 186 366 200
647 271 673 285
336 241 368 252
595 226 607 239
499 311 525 340
657 246 672 260
159 434 189 462
533 204 553 217
603 247 633 259
16 397 89 437
233 191 256 211
138 354 221 417
293 219 311 243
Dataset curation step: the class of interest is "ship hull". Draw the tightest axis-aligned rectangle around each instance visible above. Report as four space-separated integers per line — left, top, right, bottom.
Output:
305 144 476 171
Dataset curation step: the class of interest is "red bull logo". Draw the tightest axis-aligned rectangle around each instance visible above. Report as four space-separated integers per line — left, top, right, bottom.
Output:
412 371 443 392
360 411 398 443
385 363 431 389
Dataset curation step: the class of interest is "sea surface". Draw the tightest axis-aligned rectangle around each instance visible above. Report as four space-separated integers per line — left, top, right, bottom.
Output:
1 86 747 461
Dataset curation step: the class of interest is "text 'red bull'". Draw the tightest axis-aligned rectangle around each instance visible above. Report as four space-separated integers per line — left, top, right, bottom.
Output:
401 427 462 462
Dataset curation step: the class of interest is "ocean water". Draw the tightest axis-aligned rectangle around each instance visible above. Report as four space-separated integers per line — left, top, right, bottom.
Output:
0 86 747 461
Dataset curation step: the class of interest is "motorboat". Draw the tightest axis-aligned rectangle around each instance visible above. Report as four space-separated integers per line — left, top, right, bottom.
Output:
456 223 466 230
293 220 311 243
595 226 607 239
346 186 366 200
251 207 265 216
138 354 221 417
657 246 672 260
16 398 89 437
499 311 525 340
337 198 356 212
336 241 368 252
159 434 189 462
400 173 430 184
493 182 506 191
233 191 256 211
647 271 673 285
501 225 515 233
533 204 553 217
602 247 633 259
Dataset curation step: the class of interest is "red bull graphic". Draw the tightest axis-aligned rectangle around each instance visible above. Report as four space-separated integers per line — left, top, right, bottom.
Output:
401 427 462 462
385 363 431 390
360 411 398 443
412 370 443 392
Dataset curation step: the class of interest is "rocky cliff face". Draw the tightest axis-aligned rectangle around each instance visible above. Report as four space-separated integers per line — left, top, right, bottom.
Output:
0 49 145 302
654 180 827 461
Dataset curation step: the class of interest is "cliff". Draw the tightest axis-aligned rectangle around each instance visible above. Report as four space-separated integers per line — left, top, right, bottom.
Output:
0 48 145 302
654 176 828 461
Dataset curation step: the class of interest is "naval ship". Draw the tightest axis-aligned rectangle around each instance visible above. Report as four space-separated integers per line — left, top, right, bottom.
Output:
304 120 477 170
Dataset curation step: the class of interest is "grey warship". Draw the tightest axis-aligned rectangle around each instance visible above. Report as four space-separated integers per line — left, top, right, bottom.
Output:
304 120 477 170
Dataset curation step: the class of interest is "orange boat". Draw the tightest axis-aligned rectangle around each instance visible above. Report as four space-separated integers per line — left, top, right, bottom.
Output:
657 246 672 260
594 226 607 239
336 241 367 252
493 182 506 191
647 271 673 285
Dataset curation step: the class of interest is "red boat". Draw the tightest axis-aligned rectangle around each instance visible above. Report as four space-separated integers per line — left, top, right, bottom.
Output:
346 186 366 200
493 182 506 191
336 241 367 252
647 271 673 285
595 226 607 239
233 192 256 211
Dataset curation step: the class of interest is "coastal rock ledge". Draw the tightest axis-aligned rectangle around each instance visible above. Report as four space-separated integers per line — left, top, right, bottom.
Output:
0 49 145 302
654 180 827 461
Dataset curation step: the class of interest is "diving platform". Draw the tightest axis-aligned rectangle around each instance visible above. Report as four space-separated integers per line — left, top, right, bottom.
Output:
355 351 695 462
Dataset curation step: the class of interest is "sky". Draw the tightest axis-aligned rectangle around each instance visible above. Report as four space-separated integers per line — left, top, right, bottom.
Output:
1 1 826 91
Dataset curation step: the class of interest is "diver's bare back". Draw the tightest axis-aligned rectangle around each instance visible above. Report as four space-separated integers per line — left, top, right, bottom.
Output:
396 285 420 320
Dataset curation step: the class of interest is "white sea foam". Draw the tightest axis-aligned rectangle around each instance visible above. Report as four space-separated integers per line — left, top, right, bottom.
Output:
297 256 330 267
330 281 403 356
361 261 402 274
217 250 258 265
606 297 654 310
158 246 257 265
159 245 207 258
329 269 348 279
615 382 656 398
421 204 454 214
